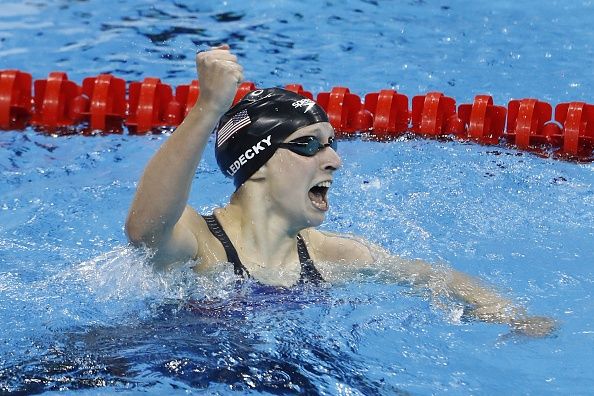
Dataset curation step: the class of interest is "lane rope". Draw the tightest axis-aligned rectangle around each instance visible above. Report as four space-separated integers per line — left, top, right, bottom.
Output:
1 70 593 160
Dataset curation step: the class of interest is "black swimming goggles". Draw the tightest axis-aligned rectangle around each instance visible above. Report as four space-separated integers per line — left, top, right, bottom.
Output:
277 136 337 157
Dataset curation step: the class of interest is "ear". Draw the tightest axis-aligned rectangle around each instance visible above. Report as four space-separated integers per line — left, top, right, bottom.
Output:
250 163 268 181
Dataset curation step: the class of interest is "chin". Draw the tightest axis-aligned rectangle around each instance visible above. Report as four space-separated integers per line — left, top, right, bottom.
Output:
304 211 326 228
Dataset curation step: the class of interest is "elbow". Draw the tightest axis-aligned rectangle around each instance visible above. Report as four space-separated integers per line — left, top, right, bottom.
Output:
125 215 158 247
125 217 146 246
125 213 172 249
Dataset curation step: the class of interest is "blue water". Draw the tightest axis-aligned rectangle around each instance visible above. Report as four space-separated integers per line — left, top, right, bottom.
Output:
1 0 594 394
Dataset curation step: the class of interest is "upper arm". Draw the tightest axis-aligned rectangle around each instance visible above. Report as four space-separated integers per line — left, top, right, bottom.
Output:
304 229 434 284
129 205 203 271
303 229 375 263
302 229 377 282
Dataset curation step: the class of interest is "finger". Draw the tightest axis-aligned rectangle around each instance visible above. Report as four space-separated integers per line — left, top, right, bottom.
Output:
227 66 243 84
211 52 238 62
207 60 242 76
195 43 223 54
195 45 208 54
211 43 230 50
228 65 244 82
198 51 238 64
222 60 242 70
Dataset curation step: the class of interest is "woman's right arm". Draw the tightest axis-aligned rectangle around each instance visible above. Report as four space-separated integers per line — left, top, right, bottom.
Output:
125 45 243 269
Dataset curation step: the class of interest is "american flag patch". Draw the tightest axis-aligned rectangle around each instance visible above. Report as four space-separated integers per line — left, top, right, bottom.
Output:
216 109 251 147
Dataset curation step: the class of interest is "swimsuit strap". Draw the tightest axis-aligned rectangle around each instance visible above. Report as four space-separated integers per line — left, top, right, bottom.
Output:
296 234 325 285
202 214 250 277
202 214 324 284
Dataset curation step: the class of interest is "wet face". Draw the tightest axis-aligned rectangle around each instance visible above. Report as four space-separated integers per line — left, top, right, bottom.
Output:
262 122 341 230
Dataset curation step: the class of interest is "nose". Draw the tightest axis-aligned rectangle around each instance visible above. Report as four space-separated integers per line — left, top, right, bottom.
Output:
320 145 342 171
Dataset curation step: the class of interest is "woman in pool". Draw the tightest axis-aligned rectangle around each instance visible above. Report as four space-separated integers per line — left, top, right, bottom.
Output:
126 45 553 336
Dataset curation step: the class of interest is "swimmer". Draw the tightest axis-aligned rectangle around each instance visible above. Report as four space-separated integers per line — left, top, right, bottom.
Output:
126 45 555 337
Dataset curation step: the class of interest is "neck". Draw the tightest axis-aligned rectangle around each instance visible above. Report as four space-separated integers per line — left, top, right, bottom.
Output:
215 182 304 279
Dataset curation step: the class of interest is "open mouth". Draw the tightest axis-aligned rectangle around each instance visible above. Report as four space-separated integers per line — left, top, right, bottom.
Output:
308 181 331 211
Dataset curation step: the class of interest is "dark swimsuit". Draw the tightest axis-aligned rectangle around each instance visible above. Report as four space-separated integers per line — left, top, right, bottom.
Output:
202 214 324 285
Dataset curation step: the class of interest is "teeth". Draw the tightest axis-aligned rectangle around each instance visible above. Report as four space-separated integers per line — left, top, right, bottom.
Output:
314 181 332 188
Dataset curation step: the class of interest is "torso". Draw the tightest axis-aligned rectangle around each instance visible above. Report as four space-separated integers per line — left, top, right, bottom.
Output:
184 205 375 286
201 214 324 285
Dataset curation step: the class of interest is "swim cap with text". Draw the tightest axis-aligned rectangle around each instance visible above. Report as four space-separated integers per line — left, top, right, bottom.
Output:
214 88 329 188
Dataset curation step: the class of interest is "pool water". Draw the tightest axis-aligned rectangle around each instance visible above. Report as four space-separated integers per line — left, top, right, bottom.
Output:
1 0 594 394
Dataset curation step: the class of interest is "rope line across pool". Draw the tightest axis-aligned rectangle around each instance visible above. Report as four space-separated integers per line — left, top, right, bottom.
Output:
1 70 593 160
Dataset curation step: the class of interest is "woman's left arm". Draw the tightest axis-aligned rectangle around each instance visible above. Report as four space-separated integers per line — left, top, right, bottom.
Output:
307 230 556 337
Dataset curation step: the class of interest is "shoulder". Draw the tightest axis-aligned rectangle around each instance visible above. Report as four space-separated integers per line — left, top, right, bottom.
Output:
155 205 227 270
300 228 378 264
179 205 211 241
301 229 427 284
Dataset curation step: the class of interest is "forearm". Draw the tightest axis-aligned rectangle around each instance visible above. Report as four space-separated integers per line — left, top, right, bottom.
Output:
434 269 517 322
125 99 221 245
311 234 555 336
384 258 516 321
125 45 243 249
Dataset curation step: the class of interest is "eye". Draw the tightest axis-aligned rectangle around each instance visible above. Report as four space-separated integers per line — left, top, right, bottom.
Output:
327 136 337 150
292 135 316 144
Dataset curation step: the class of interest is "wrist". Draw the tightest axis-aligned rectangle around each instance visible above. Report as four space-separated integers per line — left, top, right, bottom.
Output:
471 302 524 324
191 96 229 119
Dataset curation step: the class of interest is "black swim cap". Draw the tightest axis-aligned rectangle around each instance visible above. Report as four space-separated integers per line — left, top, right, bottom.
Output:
215 88 329 188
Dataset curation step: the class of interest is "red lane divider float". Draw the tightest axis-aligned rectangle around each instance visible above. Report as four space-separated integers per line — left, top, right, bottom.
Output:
175 80 200 118
457 95 506 144
506 98 553 150
364 89 409 138
0 70 32 130
1 69 593 160
80 74 127 133
411 92 459 136
285 84 313 99
31 72 83 131
127 77 174 134
233 82 257 105
555 102 594 156
317 87 372 135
